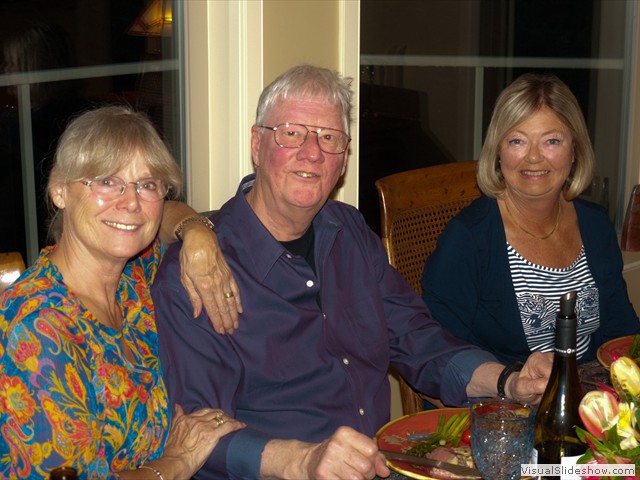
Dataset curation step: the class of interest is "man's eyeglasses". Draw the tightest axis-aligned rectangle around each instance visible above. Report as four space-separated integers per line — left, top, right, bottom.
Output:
259 123 351 154
81 176 168 202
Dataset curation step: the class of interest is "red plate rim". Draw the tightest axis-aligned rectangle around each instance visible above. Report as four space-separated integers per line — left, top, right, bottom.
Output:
375 407 469 480
597 335 635 369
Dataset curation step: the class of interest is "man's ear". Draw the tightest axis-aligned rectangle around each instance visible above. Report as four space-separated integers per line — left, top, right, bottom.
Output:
340 154 348 177
250 125 262 168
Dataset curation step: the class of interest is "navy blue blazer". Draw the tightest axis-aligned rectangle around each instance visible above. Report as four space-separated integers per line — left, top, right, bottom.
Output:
421 195 640 364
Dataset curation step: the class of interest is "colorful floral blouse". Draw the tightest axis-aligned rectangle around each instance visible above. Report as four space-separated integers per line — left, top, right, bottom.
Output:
0 240 170 479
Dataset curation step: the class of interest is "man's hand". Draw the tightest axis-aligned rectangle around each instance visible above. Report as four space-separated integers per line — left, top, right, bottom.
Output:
179 223 242 334
506 351 553 405
262 427 390 479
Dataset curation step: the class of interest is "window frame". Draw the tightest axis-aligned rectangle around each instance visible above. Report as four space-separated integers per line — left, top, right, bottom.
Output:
183 0 640 225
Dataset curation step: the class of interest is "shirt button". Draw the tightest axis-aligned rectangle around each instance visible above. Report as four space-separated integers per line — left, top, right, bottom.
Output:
285 253 293 259
342 357 349 365
359 408 365 416
306 280 314 287
322 313 327 319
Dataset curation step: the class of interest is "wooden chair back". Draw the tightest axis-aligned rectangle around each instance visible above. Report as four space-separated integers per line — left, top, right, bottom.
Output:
375 161 481 415
0 252 26 293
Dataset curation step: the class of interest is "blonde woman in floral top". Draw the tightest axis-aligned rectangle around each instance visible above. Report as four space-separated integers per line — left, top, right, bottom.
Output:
0 106 244 479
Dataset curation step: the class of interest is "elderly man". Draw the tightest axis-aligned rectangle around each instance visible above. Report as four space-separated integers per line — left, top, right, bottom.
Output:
152 64 551 479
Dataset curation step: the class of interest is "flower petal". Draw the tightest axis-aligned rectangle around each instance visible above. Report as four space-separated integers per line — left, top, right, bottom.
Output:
579 390 619 437
611 356 640 398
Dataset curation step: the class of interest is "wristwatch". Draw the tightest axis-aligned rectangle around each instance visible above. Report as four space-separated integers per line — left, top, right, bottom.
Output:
497 361 524 398
175 215 215 241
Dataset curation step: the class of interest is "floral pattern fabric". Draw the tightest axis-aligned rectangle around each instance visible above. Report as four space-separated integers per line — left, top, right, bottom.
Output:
0 241 170 479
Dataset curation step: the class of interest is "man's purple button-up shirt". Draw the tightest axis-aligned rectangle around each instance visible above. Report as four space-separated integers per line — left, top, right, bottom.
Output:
152 174 496 479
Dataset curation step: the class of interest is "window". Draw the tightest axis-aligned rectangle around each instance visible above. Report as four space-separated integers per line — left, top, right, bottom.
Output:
359 0 633 235
0 0 181 264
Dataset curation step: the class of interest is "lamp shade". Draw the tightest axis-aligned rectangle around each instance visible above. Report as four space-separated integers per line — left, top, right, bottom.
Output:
128 0 172 37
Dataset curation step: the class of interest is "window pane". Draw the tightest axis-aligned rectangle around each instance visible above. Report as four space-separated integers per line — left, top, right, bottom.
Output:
0 0 181 263
360 0 629 234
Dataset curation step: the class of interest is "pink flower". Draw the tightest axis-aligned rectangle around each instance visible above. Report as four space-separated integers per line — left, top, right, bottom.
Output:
579 390 619 438
576 353 640 471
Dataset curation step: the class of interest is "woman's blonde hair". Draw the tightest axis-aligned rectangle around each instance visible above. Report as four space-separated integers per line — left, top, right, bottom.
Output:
47 105 182 241
477 73 595 200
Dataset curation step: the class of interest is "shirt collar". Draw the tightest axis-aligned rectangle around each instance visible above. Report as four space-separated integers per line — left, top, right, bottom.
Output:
228 174 342 281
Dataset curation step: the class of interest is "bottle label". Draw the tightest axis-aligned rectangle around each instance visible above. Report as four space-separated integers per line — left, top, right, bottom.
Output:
554 346 576 356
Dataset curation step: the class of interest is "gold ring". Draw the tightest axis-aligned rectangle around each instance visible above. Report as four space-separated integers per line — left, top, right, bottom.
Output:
224 292 234 299
214 413 225 427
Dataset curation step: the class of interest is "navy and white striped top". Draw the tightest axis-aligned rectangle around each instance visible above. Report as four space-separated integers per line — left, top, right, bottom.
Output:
507 243 599 360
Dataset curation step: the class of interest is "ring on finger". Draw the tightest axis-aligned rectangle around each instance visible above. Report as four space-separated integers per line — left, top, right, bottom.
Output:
214 413 225 427
223 291 234 299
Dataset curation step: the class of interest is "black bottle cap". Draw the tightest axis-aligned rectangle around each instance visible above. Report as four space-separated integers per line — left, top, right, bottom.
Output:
555 291 578 354
559 291 577 317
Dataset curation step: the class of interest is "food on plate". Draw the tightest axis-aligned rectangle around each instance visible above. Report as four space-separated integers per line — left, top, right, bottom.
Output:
378 409 479 479
428 445 473 466
460 428 471 445
405 410 470 457
425 446 475 479
399 411 476 479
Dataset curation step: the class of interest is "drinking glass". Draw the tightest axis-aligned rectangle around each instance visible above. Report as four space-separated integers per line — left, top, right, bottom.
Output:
471 399 533 480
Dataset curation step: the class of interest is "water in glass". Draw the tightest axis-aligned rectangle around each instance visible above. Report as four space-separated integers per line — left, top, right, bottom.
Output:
471 399 533 480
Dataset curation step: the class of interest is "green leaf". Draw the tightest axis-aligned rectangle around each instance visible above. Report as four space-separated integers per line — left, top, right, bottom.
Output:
628 334 640 361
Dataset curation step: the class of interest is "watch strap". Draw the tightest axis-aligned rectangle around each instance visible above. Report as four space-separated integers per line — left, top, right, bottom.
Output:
497 361 524 398
175 215 215 241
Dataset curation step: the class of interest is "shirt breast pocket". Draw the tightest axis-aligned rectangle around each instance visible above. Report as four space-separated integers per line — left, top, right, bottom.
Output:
334 295 390 368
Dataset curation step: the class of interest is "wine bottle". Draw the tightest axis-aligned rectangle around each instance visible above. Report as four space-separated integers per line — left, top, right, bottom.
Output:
533 290 585 479
49 466 79 480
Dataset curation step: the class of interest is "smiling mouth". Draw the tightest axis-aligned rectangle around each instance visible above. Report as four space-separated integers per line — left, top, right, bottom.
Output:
104 221 139 231
295 171 317 178
521 170 549 177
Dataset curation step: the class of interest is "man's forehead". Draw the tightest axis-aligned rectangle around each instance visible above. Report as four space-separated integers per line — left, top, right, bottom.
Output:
267 96 343 124
275 92 340 108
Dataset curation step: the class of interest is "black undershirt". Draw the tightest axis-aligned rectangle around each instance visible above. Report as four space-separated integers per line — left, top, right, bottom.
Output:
280 224 320 307
280 224 316 273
